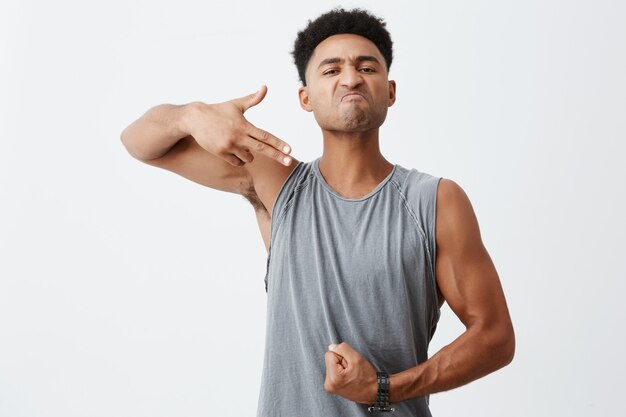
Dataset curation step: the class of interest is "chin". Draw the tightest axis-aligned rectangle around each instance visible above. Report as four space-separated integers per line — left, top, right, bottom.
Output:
314 109 387 132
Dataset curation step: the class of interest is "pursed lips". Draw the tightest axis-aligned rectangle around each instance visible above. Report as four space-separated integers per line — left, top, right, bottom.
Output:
340 91 365 101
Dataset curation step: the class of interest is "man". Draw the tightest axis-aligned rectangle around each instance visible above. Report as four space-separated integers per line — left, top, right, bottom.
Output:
120 7 514 417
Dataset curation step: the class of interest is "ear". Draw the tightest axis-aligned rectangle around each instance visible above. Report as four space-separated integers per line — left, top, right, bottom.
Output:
388 80 397 107
298 86 314 112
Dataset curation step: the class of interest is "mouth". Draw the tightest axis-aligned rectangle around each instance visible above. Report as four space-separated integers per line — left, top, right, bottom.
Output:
341 92 365 102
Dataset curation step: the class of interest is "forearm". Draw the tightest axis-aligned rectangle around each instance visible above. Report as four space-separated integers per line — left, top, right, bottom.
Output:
120 102 193 160
388 323 515 403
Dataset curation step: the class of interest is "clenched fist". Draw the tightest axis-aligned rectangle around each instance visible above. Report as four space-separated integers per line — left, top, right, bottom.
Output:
324 342 378 405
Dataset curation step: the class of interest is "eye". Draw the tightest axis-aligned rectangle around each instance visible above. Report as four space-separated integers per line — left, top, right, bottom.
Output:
323 69 338 75
359 67 375 73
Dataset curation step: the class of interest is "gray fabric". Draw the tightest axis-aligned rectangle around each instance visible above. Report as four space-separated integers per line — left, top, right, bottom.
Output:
257 157 443 417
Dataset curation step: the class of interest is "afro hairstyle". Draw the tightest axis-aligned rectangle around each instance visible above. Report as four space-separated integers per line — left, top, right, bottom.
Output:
291 7 394 86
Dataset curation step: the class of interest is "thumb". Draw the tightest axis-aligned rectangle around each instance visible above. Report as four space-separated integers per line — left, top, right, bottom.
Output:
233 84 268 112
328 343 350 368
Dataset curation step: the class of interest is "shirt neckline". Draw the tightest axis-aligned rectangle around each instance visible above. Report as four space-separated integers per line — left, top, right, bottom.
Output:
312 157 397 202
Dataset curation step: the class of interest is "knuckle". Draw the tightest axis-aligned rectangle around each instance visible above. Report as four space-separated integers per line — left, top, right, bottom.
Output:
255 141 266 151
272 150 281 160
237 121 248 132
217 141 228 151
188 101 204 115
225 136 238 148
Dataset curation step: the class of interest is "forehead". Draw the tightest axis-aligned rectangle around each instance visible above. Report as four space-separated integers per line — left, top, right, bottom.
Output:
308 34 384 67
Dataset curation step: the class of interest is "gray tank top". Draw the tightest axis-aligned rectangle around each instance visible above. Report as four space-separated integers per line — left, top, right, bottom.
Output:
257 157 442 417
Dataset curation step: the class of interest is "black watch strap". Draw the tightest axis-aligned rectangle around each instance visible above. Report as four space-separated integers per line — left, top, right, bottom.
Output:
368 371 395 412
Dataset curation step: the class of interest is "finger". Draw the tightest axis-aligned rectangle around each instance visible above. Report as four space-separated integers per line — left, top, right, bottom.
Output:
247 126 292 160
248 124 291 154
340 356 348 369
324 351 342 375
332 352 348 369
244 135 292 166
231 147 254 164
232 85 268 113
222 153 246 167
329 342 357 362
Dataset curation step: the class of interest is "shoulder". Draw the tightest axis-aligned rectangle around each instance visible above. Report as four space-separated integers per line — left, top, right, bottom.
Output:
395 166 442 214
397 166 441 191
436 178 475 223
435 178 482 249
437 177 465 197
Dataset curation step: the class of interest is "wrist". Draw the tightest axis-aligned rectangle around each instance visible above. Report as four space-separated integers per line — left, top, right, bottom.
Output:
177 101 203 137
388 372 399 403
368 371 395 413
369 376 379 404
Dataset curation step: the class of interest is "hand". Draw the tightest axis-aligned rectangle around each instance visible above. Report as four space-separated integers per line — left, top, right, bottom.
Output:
324 342 378 405
183 85 293 167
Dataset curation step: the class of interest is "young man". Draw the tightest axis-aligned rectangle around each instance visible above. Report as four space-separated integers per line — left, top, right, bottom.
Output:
120 8 514 417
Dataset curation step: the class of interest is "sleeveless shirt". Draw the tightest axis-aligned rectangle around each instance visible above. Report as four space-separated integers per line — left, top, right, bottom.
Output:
256 157 443 417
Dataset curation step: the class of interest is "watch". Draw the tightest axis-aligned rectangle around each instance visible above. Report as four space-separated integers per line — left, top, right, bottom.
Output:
367 371 395 412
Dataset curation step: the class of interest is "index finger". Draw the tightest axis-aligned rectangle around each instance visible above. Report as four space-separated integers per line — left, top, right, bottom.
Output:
247 124 291 155
245 126 293 166
328 349 348 367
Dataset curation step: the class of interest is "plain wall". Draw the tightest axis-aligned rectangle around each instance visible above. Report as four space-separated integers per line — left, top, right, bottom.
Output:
1 0 625 416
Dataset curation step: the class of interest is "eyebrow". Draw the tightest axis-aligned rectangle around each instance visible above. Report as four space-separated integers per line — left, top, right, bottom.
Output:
317 55 381 69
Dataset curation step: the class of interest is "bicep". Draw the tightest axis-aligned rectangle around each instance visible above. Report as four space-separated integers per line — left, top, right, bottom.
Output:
244 148 299 217
434 179 511 330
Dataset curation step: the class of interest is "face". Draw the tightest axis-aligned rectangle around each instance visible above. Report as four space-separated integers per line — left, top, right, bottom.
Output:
298 34 396 133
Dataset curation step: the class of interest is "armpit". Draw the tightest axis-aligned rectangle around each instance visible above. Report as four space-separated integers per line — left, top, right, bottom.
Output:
240 182 269 215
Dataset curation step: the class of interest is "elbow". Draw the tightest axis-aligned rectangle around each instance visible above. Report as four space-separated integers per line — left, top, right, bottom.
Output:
120 128 133 154
502 331 516 368
120 128 143 160
474 318 515 373
493 321 516 369
120 125 132 147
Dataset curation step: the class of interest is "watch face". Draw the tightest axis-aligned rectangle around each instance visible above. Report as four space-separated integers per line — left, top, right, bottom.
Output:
368 406 395 412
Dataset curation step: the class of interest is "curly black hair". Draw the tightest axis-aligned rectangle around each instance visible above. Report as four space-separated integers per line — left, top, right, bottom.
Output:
291 7 394 86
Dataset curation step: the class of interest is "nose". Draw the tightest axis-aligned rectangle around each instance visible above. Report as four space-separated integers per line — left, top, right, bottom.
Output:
339 67 363 89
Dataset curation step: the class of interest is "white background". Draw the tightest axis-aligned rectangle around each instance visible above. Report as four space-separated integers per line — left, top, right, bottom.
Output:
1 0 625 416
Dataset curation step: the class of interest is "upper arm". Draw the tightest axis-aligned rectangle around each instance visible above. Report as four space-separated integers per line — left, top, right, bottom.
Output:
244 147 299 217
130 134 299 218
133 135 253 195
434 179 514 342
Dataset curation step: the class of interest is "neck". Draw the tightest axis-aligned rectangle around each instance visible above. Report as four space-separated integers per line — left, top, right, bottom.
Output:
318 128 394 199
